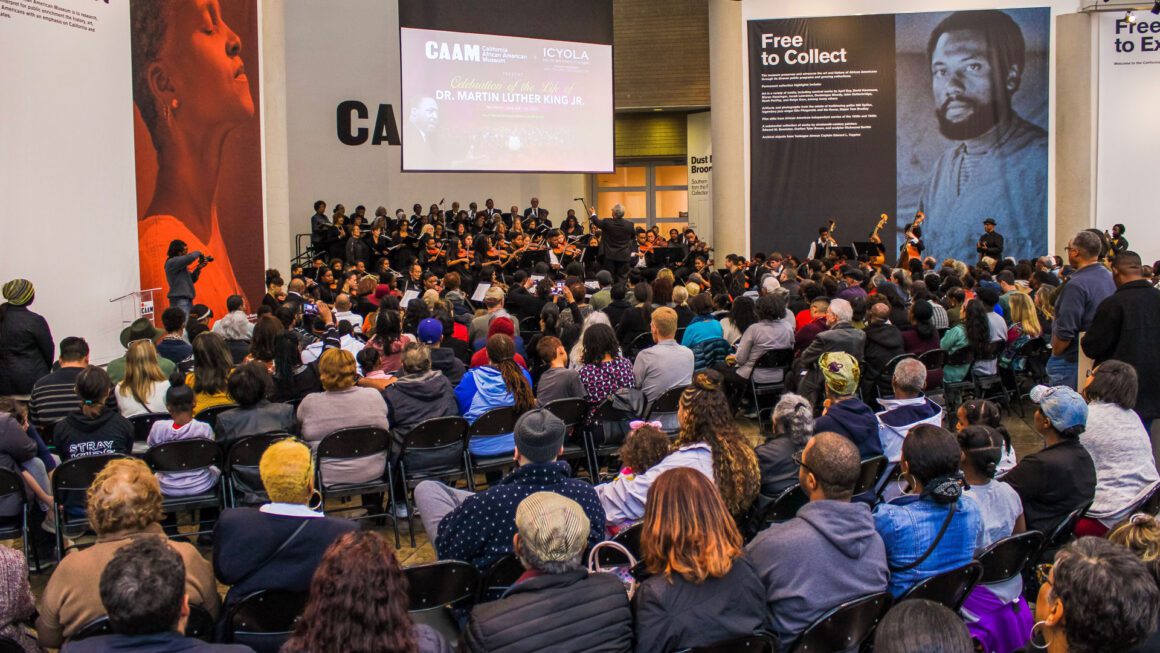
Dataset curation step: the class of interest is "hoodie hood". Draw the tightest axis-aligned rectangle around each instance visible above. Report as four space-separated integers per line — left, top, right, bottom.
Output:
64 409 120 433
393 370 451 402
865 323 904 350
824 399 878 435
473 366 514 404
796 500 880 559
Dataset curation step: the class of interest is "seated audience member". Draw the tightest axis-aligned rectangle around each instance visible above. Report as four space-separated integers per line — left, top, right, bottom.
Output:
720 295 757 346
282 531 452 653
53 366 133 462
455 334 535 456
793 298 830 354
874 425 983 598
875 358 943 464
0 545 36 653
215 362 296 442
63 538 250 653
1076 361 1160 535
901 299 943 387
212 294 253 364
297 348 390 487
416 317 465 386
873 599 975 653
718 292 795 405
1108 513 1160 651
602 282 633 326
1028 537 1159 653
214 440 357 607
861 302 906 394
365 307 415 374
679 293 723 348
186 332 235 413
615 282 656 348
146 375 219 498
812 353 883 459
671 285 694 327
632 307 693 403
36 459 219 647
577 323 636 422
754 393 814 497
610 424 671 486
105 318 175 383
470 318 528 369
597 370 759 530
28 337 104 432
748 432 889 649
795 299 865 404
156 307 194 369
271 331 322 403
413 409 604 569
1002 386 1096 535
382 343 458 438
956 425 1031 651
469 286 510 345
1001 292 1042 374
954 399 1017 475
115 341 171 417
533 336 586 406
589 271 614 312
940 299 996 384
466 492 632 653
635 468 768 653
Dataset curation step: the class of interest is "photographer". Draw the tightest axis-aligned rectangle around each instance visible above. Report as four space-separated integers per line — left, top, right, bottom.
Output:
164 240 211 318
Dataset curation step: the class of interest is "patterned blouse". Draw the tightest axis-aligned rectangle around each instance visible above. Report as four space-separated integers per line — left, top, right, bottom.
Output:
578 356 636 421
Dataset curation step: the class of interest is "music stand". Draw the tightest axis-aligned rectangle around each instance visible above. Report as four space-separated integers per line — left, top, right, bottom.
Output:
520 250 549 267
830 246 857 260
853 241 885 259
650 247 684 268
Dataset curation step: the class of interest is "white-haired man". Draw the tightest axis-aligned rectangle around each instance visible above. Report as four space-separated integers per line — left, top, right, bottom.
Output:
590 203 636 282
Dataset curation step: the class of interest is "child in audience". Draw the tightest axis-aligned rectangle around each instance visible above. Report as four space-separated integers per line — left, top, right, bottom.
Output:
605 423 671 535
146 375 219 498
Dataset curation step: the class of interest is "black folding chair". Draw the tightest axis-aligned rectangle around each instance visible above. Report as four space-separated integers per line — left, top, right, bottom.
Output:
976 531 1044 585
679 633 778 653
406 559 481 645
145 440 224 539
645 384 687 439
477 553 525 603
750 349 794 434
543 398 593 479
69 617 113 641
193 403 239 433
519 315 541 341
222 589 309 653
942 348 976 415
128 412 170 442
223 434 289 508
69 604 215 643
584 398 637 481
869 353 917 406
314 426 393 523
396 416 470 547
1032 500 1093 567
0 637 27 653
628 332 655 358
852 455 889 498
918 348 948 406
789 591 891 653
896 560 983 611
1136 482 1160 516
1010 338 1049 416
0 469 37 572
52 454 126 559
465 407 518 491
972 340 1011 408
758 483 808 530
596 522 644 567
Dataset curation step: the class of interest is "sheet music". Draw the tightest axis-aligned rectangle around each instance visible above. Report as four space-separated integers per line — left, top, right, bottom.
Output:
471 283 492 303
401 289 420 306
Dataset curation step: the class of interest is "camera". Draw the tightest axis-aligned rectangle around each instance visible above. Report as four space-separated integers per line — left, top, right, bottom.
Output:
199 254 215 264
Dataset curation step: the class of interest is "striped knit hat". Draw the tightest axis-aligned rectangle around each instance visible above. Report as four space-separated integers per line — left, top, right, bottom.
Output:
1 279 34 306
515 492 589 563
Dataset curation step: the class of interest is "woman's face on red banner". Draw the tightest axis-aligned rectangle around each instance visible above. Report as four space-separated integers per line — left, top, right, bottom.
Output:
164 0 254 129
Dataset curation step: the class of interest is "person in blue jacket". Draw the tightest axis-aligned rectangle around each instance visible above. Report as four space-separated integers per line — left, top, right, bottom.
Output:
455 334 535 456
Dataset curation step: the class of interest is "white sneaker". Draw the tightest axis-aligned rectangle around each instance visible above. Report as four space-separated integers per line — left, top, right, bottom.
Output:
392 503 410 519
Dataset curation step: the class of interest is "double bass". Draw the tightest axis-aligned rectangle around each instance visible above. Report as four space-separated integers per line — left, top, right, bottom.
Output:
868 214 888 267
900 212 925 266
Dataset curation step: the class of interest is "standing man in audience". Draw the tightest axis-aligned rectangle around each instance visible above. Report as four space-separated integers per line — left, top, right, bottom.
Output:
976 218 1004 264
590 204 636 282
412 409 605 569
633 308 694 403
1083 251 1160 439
1049 230 1115 389
747 432 889 650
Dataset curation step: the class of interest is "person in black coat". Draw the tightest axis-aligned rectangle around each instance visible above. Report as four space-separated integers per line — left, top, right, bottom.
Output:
861 302 906 397
466 492 632 653
634 468 769 653
0 280 53 396
615 284 655 350
601 283 633 328
1081 251 1160 427
505 273 548 325
591 205 636 282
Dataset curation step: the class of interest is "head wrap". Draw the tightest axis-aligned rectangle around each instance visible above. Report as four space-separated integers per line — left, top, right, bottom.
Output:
820 352 860 396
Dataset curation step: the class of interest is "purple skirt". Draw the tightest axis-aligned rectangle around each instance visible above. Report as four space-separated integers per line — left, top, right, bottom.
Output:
962 585 1034 653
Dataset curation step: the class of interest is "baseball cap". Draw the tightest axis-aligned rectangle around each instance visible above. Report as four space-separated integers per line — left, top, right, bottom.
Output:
1029 385 1088 432
514 408 566 464
515 492 590 564
983 218 997 225
417 318 443 344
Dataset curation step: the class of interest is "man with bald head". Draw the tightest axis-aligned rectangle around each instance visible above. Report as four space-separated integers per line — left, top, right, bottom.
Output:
747 432 889 649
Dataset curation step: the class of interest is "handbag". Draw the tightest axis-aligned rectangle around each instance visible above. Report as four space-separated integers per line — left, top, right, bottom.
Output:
587 540 639 599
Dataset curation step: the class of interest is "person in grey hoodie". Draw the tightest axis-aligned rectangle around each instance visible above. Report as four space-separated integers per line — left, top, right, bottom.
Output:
746 432 889 651
383 343 459 438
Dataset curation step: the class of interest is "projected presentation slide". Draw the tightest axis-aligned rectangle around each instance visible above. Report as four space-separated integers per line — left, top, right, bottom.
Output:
400 27 613 173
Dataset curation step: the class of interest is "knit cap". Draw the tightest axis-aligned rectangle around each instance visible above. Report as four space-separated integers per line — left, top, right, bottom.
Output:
515 492 589 563
2 279 34 306
513 408 566 464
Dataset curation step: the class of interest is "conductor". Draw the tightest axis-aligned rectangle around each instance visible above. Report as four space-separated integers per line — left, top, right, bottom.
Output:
976 218 1004 264
165 239 210 317
590 203 636 281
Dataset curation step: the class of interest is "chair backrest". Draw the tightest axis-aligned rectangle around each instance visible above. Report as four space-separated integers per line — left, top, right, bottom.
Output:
406 560 481 611
755 348 794 370
881 353 916 378
544 398 587 429
128 412 170 441
477 552 526 603
647 385 687 418
145 439 222 474
896 560 983 611
224 589 309 653
0 637 27 653
225 434 290 470
852 456 888 496
789 591 891 653
314 426 392 461
596 522 645 566
918 348 946 371
69 617 113 641
976 531 1044 584
760 484 808 527
680 633 778 653
593 396 635 423
944 346 973 367
1137 482 1160 516
1016 337 1048 358
1040 500 1094 557
194 403 239 430
400 417 469 474
629 332 655 356
0 469 22 501
185 604 216 641
51 454 125 496
468 406 517 438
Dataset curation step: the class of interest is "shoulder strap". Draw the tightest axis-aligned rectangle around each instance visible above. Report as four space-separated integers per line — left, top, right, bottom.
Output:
889 502 957 573
234 519 310 586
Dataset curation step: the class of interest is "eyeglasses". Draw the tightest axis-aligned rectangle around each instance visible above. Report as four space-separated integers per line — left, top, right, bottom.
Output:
1035 563 1054 587
791 449 812 474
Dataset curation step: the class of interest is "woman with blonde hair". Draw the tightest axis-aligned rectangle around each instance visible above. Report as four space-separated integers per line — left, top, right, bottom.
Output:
1000 292 1043 376
116 340 171 417
634 467 768 652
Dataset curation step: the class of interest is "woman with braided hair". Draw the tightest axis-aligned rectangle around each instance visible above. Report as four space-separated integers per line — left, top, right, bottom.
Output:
455 334 535 456
596 369 760 531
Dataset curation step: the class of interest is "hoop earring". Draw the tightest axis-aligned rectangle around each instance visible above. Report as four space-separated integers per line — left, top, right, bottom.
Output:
1030 621 1052 650
308 489 323 512
896 473 914 496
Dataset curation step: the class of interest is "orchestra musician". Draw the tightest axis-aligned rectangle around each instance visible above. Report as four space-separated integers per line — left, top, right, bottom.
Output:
867 214 888 267
900 212 925 267
419 234 447 277
807 220 838 260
